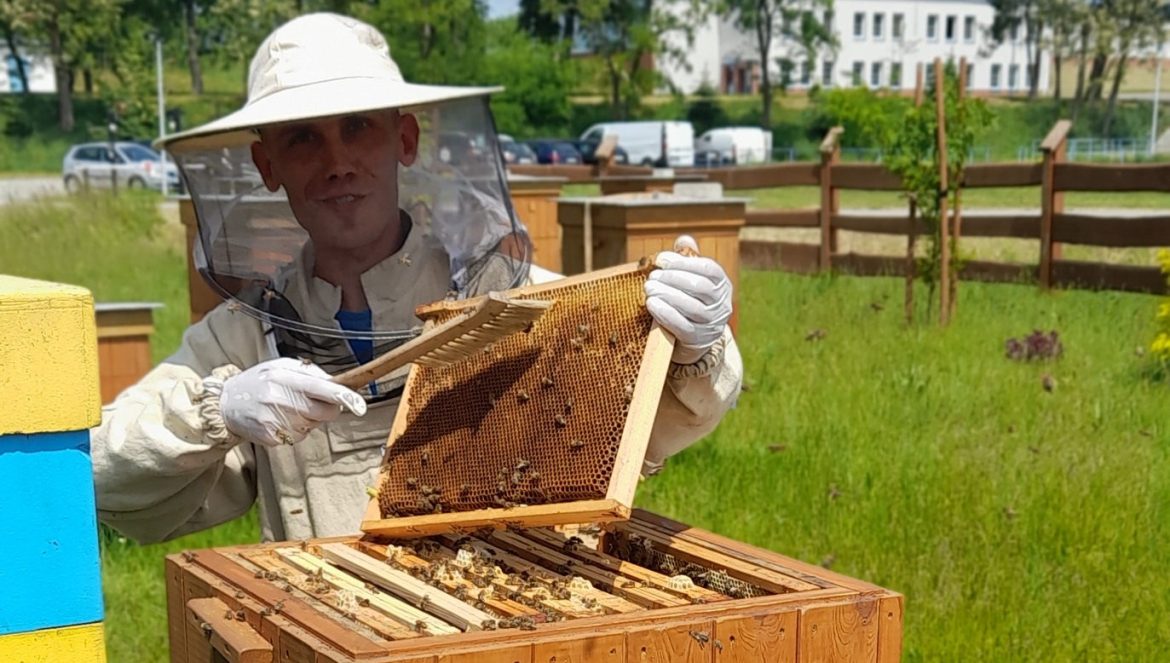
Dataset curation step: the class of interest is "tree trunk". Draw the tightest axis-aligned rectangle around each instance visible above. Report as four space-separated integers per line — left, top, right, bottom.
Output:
1 22 28 94
47 20 73 132
606 57 622 120
183 0 204 95
1027 19 1042 98
1054 55 1063 100
83 68 92 95
755 5 774 129
1087 52 1108 101
1102 53 1128 136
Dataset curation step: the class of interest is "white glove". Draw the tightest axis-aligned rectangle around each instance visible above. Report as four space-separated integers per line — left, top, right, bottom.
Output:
220 357 367 447
645 235 733 365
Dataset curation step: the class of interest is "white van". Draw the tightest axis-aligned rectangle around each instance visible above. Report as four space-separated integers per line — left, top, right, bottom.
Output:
580 121 695 167
694 127 772 166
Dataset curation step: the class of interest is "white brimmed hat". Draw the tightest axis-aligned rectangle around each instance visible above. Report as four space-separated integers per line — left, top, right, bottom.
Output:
159 13 501 151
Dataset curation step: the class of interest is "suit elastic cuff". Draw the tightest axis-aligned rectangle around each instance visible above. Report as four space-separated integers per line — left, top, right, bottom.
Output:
195 364 243 448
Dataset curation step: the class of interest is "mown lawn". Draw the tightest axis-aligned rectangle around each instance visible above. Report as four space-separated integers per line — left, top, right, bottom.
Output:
2 193 1167 660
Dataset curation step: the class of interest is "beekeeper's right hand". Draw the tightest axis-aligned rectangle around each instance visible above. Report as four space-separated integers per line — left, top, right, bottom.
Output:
219 358 367 447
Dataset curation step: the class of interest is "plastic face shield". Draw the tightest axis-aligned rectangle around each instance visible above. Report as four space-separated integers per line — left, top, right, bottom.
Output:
168 96 531 376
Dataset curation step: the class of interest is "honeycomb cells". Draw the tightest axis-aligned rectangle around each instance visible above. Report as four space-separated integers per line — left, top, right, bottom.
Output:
378 270 655 518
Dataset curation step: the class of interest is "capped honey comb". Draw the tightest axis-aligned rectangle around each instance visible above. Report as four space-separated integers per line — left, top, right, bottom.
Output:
367 262 673 534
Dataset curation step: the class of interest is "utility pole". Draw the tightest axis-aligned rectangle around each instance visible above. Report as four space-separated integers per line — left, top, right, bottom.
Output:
1152 40 1164 156
157 36 169 197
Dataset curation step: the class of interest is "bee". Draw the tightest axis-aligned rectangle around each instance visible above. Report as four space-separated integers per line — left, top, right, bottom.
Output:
570 337 584 351
528 470 541 483
554 414 568 427
481 619 498 630
420 449 430 465
459 483 471 495
517 389 530 403
623 384 634 402
418 595 431 611
413 620 429 634
405 477 418 489
689 630 710 645
515 458 530 471
488 394 499 408
608 332 620 347
541 376 555 388
569 439 585 451
577 323 591 337
452 586 467 600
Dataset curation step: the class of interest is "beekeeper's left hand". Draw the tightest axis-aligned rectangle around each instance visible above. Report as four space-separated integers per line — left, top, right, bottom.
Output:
645 235 732 365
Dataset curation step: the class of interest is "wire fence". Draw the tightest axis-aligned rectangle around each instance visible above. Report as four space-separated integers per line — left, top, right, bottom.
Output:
1015 137 1156 162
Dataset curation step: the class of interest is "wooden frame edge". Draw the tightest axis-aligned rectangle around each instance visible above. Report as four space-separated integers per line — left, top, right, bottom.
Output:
361 499 629 539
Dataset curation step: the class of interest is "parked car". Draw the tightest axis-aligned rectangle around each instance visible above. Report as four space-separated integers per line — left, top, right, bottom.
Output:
525 139 583 165
63 141 181 193
498 135 537 165
579 121 694 167
570 140 629 165
437 131 485 166
694 127 772 166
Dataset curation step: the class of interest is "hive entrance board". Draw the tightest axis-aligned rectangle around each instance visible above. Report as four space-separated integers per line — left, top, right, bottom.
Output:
360 260 674 538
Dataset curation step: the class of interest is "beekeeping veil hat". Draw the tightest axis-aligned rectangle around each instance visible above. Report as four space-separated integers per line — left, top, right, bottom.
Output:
159 13 530 385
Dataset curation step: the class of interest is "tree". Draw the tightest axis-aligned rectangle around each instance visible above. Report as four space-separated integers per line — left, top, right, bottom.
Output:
2 0 122 132
479 18 576 137
721 0 834 129
989 0 1045 98
0 11 29 93
1098 0 1164 135
358 0 489 85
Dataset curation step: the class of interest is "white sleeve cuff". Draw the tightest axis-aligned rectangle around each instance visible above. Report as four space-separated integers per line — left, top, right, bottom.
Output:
195 365 243 448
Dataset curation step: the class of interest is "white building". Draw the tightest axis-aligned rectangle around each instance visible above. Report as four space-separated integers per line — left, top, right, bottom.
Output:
660 0 1050 96
0 48 56 94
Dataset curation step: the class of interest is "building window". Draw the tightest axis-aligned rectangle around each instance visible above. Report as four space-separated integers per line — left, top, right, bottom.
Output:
1025 64 1034 90
822 60 834 86
891 62 903 88
945 15 956 41
926 62 935 85
927 15 939 40
991 63 1002 89
823 9 834 30
5 55 27 93
853 12 865 38
1010 24 1019 41
873 13 885 39
852 61 864 86
1009 64 1019 89
966 63 974 88
964 16 975 42
801 60 812 85
871 62 883 87
893 14 905 39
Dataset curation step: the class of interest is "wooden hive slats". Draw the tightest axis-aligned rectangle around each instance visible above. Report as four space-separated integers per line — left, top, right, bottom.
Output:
714 612 797 663
355 542 539 619
418 541 602 620
531 633 625 663
437 535 644 616
485 531 690 609
361 500 630 539
614 522 822 594
241 551 422 642
273 548 460 637
317 543 495 632
190 550 391 660
798 596 881 663
519 529 728 604
624 621 715 663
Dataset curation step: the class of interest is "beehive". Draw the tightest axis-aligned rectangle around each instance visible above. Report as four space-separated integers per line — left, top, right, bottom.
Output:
168 260 903 662
359 260 675 539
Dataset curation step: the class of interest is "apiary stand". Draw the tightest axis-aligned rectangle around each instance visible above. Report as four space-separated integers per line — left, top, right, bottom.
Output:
95 301 162 404
507 174 567 273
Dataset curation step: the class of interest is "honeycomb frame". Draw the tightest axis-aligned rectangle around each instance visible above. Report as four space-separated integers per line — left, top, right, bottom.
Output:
360 260 674 539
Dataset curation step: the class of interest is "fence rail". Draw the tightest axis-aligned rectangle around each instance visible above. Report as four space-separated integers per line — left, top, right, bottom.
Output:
507 119 1170 296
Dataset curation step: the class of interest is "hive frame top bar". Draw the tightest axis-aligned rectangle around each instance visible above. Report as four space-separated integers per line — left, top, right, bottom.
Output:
360 257 674 539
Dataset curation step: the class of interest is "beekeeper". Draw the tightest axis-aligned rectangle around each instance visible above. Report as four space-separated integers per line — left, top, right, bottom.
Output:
92 13 742 544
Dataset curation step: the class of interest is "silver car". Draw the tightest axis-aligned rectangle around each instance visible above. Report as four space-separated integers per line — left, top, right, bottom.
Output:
63 142 181 193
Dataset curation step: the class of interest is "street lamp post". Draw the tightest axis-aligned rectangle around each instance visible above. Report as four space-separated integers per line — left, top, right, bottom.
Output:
156 36 168 197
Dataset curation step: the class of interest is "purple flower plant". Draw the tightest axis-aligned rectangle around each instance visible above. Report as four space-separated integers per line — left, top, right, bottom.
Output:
1005 330 1063 362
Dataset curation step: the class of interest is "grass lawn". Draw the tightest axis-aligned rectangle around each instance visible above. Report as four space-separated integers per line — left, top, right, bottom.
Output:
2 193 1167 660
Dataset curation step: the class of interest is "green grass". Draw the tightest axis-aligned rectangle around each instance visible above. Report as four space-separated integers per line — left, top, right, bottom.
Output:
3 193 1168 659
640 271 1170 661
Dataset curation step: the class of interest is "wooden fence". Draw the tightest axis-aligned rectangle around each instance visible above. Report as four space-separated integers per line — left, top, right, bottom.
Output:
702 120 1170 295
511 120 1170 296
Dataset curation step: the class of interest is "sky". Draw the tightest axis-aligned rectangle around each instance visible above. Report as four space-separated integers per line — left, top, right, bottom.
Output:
487 0 520 19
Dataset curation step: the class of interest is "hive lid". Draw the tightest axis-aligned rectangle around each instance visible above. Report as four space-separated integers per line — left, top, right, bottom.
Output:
360 259 674 539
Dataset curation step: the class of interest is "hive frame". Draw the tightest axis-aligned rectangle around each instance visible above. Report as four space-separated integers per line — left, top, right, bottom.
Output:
360 261 675 539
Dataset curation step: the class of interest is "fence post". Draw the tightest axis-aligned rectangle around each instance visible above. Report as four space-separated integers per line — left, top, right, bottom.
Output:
933 59 952 325
1039 120 1071 289
819 127 843 272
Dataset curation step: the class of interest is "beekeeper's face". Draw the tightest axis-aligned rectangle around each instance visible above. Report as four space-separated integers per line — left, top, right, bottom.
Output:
251 109 420 252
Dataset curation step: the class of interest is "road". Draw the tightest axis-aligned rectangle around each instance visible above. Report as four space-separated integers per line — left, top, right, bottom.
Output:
0 176 64 204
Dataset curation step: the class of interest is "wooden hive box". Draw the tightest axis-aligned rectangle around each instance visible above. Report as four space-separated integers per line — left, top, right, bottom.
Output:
167 263 902 663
